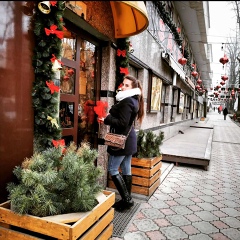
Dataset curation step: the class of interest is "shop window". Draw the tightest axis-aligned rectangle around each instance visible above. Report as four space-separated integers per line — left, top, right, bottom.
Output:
148 74 162 112
60 102 74 128
128 64 138 77
177 90 185 114
160 84 167 123
60 66 76 94
60 24 100 147
61 30 77 61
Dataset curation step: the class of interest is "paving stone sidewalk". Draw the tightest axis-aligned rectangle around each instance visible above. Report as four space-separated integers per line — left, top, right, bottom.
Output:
111 111 240 240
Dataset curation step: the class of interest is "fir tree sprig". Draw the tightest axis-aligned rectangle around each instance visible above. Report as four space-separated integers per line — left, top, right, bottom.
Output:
7 142 103 217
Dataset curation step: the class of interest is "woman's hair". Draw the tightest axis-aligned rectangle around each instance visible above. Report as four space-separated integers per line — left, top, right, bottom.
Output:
124 75 144 124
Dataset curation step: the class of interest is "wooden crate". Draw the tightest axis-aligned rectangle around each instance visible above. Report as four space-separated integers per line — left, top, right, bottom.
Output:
108 156 162 196
0 190 115 240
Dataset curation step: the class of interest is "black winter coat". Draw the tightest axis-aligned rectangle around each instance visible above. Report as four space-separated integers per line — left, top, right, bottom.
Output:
104 95 139 156
223 108 228 115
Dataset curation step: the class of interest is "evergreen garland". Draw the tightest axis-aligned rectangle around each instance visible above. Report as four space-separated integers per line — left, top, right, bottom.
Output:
32 2 65 152
152 1 192 69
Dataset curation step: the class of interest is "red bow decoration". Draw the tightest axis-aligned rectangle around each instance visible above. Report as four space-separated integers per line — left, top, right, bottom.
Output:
50 1 57 6
117 49 126 57
94 101 108 122
45 25 64 39
120 67 129 75
50 54 63 65
118 83 123 89
52 139 66 154
52 139 65 148
46 81 60 94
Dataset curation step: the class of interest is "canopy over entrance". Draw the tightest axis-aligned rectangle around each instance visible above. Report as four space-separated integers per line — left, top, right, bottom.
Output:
110 1 149 38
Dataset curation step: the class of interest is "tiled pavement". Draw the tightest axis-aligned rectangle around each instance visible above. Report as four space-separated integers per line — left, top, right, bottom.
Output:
111 111 240 240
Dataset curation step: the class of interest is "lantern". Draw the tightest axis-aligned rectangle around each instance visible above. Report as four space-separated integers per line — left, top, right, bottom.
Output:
231 89 235 96
220 81 225 86
221 75 228 81
219 54 229 65
178 57 187 65
196 78 202 85
191 71 198 78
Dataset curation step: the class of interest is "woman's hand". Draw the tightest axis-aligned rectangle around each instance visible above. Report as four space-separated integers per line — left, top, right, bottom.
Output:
98 117 104 123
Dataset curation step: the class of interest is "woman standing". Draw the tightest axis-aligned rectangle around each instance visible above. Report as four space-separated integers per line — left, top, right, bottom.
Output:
99 75 144 212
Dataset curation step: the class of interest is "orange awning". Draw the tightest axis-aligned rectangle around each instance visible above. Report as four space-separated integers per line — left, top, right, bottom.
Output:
110 1 149 38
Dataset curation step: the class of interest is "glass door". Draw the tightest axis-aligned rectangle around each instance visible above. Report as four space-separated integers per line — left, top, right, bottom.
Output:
60 25 100 148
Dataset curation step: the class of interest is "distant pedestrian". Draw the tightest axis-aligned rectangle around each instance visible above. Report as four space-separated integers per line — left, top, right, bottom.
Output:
218 105 222 114
223 107 228 120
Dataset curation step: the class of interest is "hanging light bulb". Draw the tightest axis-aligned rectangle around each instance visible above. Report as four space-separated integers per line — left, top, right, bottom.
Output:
38 1 51 14
52 59 62 71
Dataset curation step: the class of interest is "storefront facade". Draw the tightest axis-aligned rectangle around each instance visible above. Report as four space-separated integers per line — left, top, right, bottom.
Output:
0 1 210 202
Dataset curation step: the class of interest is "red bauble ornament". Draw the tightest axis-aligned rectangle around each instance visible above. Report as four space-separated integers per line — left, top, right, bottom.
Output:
219 54 229 65
191 71 198 78
196 78 202 84
178 57 187 65
220 81 225 86
221 75 228 81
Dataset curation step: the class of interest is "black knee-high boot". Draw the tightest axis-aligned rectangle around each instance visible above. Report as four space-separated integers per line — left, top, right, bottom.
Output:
111 174 134 212
123 175 132 195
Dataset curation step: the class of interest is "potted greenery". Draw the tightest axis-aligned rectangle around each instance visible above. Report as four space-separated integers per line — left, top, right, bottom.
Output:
131 130 164 196
135 129 164 158
1 142 115 239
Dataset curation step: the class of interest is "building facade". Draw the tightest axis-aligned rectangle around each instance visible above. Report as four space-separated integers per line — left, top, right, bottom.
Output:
0 1 211 202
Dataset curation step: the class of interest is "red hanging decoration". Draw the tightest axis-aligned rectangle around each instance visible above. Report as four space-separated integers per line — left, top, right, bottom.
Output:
191 63 198 77
63 75 69 81
178 41 187 65
67 69 74 75
221 75 228 81
220 81 225 86
178 57 187 65
191 71 198 78
196 78 202 85
219 54 229 65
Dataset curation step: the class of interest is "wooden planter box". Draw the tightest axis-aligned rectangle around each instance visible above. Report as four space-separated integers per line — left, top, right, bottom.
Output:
0 190 115 240
108 156 162 196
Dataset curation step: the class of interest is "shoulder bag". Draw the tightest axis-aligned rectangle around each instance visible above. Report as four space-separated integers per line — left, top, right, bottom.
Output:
104 124 133 150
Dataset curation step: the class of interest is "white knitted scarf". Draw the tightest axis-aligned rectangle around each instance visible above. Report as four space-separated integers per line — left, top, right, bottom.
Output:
115 88 141 101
